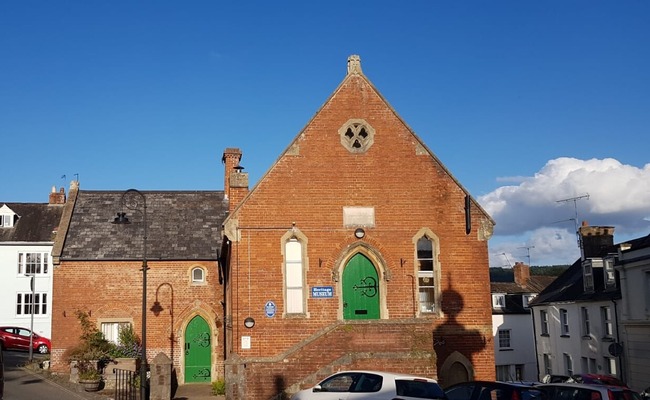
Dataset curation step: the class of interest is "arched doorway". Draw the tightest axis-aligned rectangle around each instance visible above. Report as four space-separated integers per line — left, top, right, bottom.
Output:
342 253 380 319
184 315 211 383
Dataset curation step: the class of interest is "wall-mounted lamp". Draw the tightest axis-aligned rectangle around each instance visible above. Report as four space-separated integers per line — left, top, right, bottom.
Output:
354 228 365 239
244 317 255 329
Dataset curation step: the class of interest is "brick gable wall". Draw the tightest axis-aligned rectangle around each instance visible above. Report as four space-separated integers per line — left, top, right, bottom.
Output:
223 70 494 398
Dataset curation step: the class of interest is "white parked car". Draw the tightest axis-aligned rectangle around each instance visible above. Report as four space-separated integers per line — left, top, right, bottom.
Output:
291 370 446 400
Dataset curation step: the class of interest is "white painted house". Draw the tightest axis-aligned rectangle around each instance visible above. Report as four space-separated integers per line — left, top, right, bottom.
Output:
615 233 650 392
0 187 66 338
530 224 623 383
492 262 556 382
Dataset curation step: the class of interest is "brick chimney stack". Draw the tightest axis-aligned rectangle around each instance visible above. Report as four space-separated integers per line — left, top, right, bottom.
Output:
222 148 248 213
49 186 66 205
579 221 615 259
513 262 530 286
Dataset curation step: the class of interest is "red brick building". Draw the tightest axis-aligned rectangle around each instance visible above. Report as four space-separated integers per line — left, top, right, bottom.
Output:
50 55 495 399
220 55 495 399
51 183 228 384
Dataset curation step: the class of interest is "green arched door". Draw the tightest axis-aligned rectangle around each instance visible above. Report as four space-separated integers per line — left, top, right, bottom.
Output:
342 253 380 319
184 315 211 383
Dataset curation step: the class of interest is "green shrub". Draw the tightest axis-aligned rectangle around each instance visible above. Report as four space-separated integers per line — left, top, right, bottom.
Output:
211 378 226 395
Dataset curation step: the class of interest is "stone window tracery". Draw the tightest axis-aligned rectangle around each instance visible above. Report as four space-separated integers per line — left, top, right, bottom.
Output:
339 119 375 153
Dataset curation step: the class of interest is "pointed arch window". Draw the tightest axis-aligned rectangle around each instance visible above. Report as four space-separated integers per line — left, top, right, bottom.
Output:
414 231 438 314
285 237 305 314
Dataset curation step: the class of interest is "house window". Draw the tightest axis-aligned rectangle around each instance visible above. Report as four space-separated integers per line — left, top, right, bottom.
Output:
18 252 49 275
604 258 616 287
496 365 510 381
604 357 617 375
416 235 435 313
1 213 14 227
589 358 597 373
563 353 573 375
191 267 205 284
101 322 132 344
583 261 594 292
498 329 511 349
492 294 505 309
523 294 536 308
581 307 590 337
540 310 549 335
543 354 552 375
16 292 48 315
560 309 569 336
284 237 304 314
338 119 375 153
601 306 613 338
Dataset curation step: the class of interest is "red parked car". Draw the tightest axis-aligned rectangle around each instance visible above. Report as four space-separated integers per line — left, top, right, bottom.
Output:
0 327 51 354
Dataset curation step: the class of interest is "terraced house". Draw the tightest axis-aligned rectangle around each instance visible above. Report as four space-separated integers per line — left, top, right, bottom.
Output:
51 55 496 399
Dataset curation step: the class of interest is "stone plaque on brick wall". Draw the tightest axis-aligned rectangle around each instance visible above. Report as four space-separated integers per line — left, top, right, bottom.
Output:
343 207 375 227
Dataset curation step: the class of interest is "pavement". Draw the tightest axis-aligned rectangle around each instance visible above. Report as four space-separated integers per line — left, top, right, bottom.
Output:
23 363 224 400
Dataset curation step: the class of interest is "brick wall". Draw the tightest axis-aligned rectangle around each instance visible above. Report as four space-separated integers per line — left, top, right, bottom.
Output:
51 259 225 383
223 69 495 398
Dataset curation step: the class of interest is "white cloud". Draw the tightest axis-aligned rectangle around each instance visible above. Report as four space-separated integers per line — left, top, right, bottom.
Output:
480 157 650 267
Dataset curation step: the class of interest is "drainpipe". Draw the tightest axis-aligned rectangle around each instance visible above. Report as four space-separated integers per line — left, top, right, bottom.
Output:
530 306 540 381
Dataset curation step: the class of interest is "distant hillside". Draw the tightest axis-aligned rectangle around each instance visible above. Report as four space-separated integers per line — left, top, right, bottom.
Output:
489 265 569 282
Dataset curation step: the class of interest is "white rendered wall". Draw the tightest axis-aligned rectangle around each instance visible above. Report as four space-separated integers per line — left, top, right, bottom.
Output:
493 313 538 382
0 243 53 338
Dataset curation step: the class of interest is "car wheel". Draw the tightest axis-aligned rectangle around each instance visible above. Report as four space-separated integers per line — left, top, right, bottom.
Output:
37 344 49 354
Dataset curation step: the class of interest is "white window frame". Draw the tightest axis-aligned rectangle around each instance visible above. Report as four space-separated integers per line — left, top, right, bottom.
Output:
283 230 307 316
1 213 14 227
540 310 549 335
498 329 512 350
560 308 569 336
16 292 48 316
492 294 505 309
601 306 613 338
415 231 438 314
18 252 49 275
523 294 536 308
605 357 617 375
581 307 590 337
604 258 616 287
583 260 594 292
101 321 132 344
563 353 573 375
191 267 205 284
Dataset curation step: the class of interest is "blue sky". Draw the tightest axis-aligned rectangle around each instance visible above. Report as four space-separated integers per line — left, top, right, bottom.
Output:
2 1 649 267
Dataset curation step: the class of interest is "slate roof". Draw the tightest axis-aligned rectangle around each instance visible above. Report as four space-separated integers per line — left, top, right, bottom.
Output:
491 276 557 314
0 203 64 242
529 259 620 306
59 190 227 261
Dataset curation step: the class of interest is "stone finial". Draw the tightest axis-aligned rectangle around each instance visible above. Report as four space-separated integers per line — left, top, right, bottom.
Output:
347 55 362 75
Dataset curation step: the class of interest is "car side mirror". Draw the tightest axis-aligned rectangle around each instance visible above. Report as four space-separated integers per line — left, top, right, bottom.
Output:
312 385 323 393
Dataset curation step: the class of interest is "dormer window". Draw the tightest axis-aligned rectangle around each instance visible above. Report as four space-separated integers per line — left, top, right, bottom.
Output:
492 294 505 309
0 204 17 228
604 257 616 288
523 294 536 308
583 260 594 292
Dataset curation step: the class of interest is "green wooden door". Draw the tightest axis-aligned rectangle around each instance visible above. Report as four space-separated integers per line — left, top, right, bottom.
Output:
342 253 380 319
184 315 211 383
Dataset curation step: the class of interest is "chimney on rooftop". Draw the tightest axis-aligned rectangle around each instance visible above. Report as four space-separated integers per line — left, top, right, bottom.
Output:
513 262 530 286
49 186 66 205
579 221 615 260
222 148 248 212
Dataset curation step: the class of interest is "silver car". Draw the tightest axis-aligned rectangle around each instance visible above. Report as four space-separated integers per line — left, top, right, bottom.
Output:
291 370 445 400
538 383 642 400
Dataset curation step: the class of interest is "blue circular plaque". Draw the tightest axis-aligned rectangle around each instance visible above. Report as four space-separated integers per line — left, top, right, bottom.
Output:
265 301 276 318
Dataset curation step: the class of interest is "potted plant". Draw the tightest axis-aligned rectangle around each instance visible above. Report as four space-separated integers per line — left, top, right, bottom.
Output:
65 310 112 392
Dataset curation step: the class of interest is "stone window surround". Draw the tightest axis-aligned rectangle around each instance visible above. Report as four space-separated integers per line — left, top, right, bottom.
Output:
412 228 441 317
339 118 375 153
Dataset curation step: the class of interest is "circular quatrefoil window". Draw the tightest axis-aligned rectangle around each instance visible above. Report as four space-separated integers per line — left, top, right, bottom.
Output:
339 119 375 153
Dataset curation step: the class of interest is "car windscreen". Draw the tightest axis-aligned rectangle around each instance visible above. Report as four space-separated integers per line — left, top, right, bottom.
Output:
396 380 445 399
